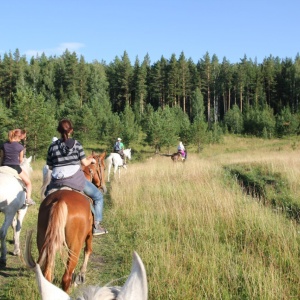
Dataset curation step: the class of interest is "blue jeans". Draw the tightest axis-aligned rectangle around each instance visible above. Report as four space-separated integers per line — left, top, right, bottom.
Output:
83 180 104 223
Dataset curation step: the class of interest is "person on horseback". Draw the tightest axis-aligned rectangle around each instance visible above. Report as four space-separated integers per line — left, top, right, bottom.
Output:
114 137 126 165
1 129 35 206
177 141 186 159
46 119 108 236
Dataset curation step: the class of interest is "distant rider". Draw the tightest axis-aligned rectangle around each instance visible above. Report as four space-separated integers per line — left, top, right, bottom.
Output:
114 137 126 165
177 141 186 159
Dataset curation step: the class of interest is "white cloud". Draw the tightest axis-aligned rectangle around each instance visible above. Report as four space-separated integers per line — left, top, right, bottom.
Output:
25 42 85 58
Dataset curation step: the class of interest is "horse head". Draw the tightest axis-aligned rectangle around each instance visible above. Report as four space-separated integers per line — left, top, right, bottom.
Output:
25 230 148 300
124 149 132 160
91 151 107 194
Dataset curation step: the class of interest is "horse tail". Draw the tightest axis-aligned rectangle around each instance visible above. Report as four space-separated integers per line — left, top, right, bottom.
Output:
38 200 68 277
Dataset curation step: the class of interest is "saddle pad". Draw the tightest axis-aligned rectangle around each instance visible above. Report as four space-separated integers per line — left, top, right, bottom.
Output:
0 166 22 180
46 187 95 215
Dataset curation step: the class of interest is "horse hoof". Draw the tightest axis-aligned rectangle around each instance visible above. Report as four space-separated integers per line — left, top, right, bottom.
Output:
13 249 21 256
73 273 85 285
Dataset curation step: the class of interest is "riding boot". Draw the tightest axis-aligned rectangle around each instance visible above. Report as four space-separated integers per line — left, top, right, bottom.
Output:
93 221 108 236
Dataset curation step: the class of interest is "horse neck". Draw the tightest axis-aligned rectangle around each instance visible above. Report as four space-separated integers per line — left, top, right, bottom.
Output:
124 149 130 157
94 156 106 188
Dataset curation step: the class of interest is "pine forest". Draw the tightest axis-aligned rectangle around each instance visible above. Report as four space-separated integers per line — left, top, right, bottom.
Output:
1 48 300 158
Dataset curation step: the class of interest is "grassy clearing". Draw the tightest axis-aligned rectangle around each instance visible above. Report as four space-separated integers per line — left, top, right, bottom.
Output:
1 136 300 299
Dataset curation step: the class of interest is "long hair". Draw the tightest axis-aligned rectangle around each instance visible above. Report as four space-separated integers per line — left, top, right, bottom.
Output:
57 119 74 141
8 129 22 142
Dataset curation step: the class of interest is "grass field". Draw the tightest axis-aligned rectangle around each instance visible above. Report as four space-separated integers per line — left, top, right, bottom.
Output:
1 135 300 299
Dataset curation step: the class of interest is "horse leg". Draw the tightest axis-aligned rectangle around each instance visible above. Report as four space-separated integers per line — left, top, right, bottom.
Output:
74 232 93 285
115 165 120 179
107 162 111 182
0 213 15 267
61 241 83 292
11 206 28 256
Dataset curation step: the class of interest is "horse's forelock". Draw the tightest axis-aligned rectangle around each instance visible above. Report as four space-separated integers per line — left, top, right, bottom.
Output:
75 286 119 300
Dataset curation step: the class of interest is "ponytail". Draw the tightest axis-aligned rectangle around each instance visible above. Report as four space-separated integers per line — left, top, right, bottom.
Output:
57 119 74 141
8 129 22 142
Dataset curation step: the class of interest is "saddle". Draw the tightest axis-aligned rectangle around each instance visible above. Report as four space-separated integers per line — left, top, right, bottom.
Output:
45 186 95 215
0 166 26 190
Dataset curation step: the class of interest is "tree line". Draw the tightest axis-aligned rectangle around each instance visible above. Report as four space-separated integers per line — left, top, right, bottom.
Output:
0 48 300 158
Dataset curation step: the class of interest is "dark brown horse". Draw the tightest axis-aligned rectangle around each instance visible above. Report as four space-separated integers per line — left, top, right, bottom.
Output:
171 152 186 162
82 151 107 193
37 152 107 293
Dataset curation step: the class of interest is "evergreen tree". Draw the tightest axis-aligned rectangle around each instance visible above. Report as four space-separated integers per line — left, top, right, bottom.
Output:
178 52 190 114
102 113 122 151
167 54 179 107
119 104 140 146
224 104 244 134
0 101 12 143
12 87 56 159
275 106 298 137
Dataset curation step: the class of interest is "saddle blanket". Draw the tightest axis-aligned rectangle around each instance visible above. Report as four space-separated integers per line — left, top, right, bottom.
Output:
0 166 21 179
45 187 95 215
0 166 25 190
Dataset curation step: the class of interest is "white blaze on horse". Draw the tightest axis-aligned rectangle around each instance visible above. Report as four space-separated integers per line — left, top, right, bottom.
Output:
0 156 32 267
106 149 131 182
25 230 148 300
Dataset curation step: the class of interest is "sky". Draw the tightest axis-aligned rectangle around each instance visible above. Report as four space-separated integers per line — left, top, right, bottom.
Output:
1 0 299 65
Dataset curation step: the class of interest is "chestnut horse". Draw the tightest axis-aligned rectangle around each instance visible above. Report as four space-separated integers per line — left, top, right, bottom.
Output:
25 230 148 300
37 152 107 293
82 151 107 194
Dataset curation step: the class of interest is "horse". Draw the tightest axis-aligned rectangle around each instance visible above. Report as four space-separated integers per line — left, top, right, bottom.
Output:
25 230 148 300
0 156 32 268
106 149 132 182
82 151 107 194
171 150 187 163
38 166 96 293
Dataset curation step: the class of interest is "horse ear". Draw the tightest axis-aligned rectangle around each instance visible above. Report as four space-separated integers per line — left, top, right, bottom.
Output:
117 251 148 300
35 264 70 300
25 231 70 300
27 156 32 163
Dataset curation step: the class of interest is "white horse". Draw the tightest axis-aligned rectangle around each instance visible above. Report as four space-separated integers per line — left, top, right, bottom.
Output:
106 149 131 182
0 156 32 267
25 230 148 300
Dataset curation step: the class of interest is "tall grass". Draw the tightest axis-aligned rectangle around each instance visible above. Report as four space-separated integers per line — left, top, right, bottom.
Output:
1 136 300 299
105 152 300 299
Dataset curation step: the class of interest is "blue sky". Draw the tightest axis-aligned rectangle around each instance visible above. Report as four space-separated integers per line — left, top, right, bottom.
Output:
1 0 299 65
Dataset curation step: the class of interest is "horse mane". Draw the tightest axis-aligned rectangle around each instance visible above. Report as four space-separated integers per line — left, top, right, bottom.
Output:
21 156 33 176
74 286 120 300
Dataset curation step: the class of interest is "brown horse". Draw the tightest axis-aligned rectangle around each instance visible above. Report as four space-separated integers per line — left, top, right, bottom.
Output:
36 152 107 293
171 152 186 162
37 189 93 293
82 151 107 194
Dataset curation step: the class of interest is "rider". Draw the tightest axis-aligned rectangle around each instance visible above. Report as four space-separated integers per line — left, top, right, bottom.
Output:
1 129 35 206
177 141 186 158
46 119 108 236
114 137 126 165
